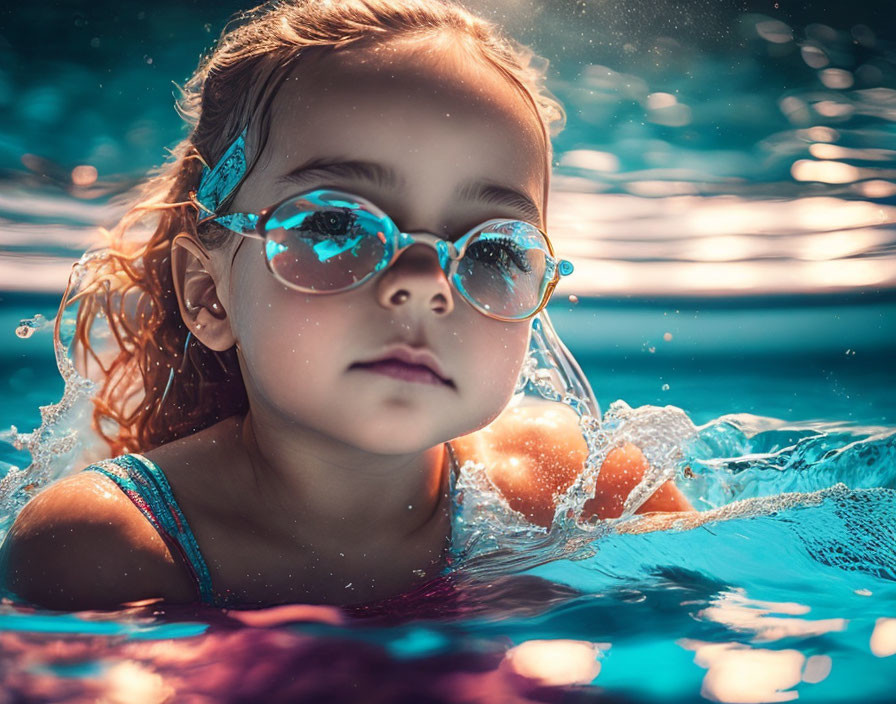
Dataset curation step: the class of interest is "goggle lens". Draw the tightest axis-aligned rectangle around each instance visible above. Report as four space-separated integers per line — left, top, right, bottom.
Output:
452 222 553 319
261 191 557 320
264 192 394 291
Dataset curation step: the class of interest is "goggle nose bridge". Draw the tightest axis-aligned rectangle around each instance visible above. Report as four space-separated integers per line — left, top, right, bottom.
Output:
394 230 459 274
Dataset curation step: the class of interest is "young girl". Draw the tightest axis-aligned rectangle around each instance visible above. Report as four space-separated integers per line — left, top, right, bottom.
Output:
0 0 691 611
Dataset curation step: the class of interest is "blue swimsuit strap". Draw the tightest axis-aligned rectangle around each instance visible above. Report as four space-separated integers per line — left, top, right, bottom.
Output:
83 454 216 606
83 442 461 603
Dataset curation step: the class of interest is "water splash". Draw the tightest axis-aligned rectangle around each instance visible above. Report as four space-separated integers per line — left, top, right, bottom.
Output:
447 311 896 586
448 312 702 575
683 414 896 507
0 258 98 535
448 311 604 571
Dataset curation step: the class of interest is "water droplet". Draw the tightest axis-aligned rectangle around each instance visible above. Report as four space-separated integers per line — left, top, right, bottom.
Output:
661 383 670 391
15 314 48 339
663 332 673 342
568 294 579 304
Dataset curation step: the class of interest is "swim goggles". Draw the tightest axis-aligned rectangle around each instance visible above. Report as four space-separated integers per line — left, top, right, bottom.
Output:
189 128 574 322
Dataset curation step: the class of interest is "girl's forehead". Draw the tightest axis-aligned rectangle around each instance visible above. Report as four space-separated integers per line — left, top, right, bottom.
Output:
250 43 546 214
269 43 543 147
277 38 537 113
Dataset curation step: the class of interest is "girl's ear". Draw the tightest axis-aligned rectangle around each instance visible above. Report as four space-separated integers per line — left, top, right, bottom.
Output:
171 234 236 352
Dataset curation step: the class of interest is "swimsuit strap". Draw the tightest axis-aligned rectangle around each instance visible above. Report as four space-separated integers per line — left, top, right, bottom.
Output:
83 454 215 606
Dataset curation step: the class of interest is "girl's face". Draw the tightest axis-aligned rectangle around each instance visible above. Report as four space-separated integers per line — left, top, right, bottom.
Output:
217 39 548 455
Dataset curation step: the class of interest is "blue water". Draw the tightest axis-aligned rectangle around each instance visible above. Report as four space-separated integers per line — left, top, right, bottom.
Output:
1 290 894 701
2 0 896 701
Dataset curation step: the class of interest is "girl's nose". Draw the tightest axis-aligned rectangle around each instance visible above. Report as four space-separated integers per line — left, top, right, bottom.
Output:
375 243 455 317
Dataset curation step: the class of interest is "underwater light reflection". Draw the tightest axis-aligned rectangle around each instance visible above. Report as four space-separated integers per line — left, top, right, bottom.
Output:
697 592 848 642
870 617 896 658
501 638 606 686
680 639 832 704
544 191 896 296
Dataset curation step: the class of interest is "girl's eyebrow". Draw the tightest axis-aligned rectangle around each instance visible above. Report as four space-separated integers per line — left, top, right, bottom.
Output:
276 157 542 223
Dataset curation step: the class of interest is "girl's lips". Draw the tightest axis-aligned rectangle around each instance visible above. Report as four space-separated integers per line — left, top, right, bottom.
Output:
351 359 453 387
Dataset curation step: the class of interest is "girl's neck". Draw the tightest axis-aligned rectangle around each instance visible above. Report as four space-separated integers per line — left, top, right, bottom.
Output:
238 409 451 544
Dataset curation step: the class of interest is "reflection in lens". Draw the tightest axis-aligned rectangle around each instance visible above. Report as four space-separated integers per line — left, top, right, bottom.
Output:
456 221 554 319
263 194 394 291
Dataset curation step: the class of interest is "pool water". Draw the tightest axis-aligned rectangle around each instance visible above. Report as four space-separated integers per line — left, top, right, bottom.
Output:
2 0 896 702
1 289 894 702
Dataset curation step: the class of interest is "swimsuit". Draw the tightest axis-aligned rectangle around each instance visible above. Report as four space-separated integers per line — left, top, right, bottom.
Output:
83 443 460 607
84 453 217 605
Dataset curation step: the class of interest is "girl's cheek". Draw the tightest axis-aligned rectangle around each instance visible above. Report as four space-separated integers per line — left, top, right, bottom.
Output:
229 270 302 374
470 322 530 399
231 251 299 338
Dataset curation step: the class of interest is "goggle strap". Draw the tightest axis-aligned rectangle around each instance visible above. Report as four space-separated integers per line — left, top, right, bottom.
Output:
194 126 249 216
213 212 259 236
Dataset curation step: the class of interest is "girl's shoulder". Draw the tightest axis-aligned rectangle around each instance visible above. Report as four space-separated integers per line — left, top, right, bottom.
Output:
0 461 198 610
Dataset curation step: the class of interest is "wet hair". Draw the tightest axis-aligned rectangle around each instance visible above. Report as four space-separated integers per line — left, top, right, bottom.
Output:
66 0 566 456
